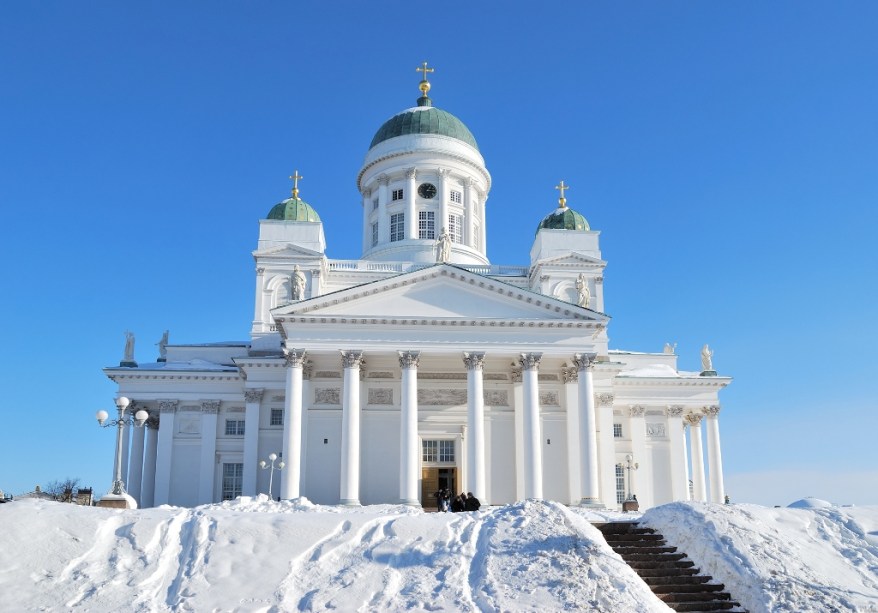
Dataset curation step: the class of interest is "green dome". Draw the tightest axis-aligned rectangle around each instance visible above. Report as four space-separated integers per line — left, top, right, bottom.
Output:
536 206 590 234
370 97 479 151
266 197 321 222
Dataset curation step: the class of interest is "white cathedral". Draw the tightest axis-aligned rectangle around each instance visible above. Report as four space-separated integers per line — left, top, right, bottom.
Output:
104 68 730 511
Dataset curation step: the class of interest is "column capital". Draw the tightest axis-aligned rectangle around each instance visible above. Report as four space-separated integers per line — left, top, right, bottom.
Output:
595 276 604 284
398 350 420 369
667 405 685 417
519 352 542 371
629 405 646 418
686 413 704 426
437 167 450 177
510 366 522 383
244 388 264 403
341 350 364 369
561 366 578 383
596 393 614 407
462 352 486 371
405 167 417 180
464 176 475 187
283 348 307 368
703 405 721 417
201 400 221 414
573 352 597 371
158 399 178 414
376 174 389 186
256 267 265 275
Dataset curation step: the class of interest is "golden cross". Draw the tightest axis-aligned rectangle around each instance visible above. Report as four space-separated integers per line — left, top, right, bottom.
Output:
289 170 303 197
555 180 570 206
416 61 434 81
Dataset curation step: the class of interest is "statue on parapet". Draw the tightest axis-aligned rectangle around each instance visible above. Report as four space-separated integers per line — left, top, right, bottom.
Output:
156 330 169 362
121 330 137 367
700 344 715 373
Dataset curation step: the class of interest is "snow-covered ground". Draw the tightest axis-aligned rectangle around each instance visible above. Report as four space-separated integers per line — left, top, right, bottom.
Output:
1 496 876 612
643 500 878 613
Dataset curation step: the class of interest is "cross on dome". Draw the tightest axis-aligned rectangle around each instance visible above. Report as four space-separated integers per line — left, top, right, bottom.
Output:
416 61 434 98
555 180 570 209
289 170 303 198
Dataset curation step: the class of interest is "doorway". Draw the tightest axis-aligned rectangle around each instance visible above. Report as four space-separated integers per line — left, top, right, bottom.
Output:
421 467 457 508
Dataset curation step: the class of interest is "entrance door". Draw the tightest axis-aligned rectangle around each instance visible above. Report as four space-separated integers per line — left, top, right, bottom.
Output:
421 467 457 508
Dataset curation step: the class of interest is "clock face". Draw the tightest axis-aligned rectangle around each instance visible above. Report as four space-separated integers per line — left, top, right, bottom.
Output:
418 183 437 199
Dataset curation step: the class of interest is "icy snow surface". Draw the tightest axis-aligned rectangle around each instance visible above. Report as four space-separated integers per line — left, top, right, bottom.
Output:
2 497 876 612
643 502 878 613
1 498 665 612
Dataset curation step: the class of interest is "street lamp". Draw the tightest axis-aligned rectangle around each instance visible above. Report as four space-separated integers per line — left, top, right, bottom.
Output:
259 452 285 500
95 396 149 505
624 453 639 501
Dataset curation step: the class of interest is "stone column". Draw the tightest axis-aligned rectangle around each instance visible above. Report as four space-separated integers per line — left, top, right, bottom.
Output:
362 189 371 252
438 168 450 242
128 410 146 505
398 351 420 505
141 419 158 508
666 406 688 501
340 350 363 505
281 349 306 499
242 388 263 496
198 400 220 504
704 406 726 503
629 406 648 504
511 366 524 500
463 352 486 502
562 366 581 505
405 168 418 240
254 267 265 330
309 270 320 299
596 393 616 508
153 400 177 506
479 195 487 254
594 276 604 312
377 175 389 244
574 353 601 507
120 419 131 487
686 413 707 502
519 352 543 500
464 177 475 248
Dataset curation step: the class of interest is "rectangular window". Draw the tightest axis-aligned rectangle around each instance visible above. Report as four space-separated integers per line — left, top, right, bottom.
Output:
448 214 463 244
422 439 455 463
392 188 404 201
225 419 245 436
450 190 462 204
270 408 284 427
418 211 435 239
222 463 244 500
372 198 379 210
616 464 626 504
390 213 405 242
371 222 379 247
613 423 623 438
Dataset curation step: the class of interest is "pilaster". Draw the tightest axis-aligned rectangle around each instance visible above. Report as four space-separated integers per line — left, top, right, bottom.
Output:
198 400 220 504
242 388 264 496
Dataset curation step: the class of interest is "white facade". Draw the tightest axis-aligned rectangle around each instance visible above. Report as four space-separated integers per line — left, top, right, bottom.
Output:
105 86 731 511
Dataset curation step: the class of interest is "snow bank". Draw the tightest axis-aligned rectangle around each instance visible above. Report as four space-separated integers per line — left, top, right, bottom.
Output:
642 502 878 613
0 498 669 612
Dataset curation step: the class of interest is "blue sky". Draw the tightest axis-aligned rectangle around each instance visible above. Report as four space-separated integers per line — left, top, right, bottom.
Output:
1 2 876 505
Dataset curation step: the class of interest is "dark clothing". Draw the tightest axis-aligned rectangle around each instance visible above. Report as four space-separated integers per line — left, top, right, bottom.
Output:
465 495 481 512
450 496 466 512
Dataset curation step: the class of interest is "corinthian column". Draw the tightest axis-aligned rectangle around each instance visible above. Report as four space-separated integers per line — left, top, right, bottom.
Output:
399 351 420 505
463 352 486 502
242 388 264 496
198 400 221 504
340 350 363 505
686 413 707 502
281 349 306 499
519 352 543 500
405 168 417 240
128 409 146 505
666 406 688 501
574 353 601 507
704 406 726 503
153 400 177 506
141 419 158 508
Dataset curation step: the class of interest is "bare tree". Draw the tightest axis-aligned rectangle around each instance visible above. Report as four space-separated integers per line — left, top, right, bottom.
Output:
45 477 81 503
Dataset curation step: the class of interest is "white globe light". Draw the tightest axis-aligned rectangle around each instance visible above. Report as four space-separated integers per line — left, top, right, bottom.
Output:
135 409 149 424
115 396 130 409
277 462 286 470
259 461 267 469
96 410 109 424
269 453 277 461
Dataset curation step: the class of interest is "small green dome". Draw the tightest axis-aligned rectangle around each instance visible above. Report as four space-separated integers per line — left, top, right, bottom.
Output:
370 97 479 151
536 206 590 234
266 197 321 222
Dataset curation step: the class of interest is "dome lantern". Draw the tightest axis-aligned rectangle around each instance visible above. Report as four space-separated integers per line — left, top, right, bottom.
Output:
266 169 321 222
536 181 590 233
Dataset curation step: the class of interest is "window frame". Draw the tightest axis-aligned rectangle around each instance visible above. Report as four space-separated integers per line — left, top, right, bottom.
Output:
390 213 405 242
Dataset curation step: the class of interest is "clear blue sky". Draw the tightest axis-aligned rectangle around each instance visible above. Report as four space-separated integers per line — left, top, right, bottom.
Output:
1 2 876 505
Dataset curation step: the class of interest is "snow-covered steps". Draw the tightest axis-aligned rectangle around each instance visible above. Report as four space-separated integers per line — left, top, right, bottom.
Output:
597 522 748 612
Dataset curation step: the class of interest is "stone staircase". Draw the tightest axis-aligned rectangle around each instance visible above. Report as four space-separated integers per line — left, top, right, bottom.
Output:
597 522 747 612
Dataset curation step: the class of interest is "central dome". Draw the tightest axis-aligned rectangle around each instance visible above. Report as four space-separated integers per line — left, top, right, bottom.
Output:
369 98 479 151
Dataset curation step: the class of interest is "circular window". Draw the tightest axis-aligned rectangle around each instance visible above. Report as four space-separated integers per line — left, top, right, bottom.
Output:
418 183 437 199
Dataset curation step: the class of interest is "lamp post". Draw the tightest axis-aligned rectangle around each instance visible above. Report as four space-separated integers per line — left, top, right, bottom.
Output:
95 396 149 506
259 453 285 500
624 453 639 501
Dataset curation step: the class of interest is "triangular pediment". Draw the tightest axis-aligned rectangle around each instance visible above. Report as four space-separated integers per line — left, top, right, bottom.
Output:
273 265 608 322
535 252 606 267
254 244 324 258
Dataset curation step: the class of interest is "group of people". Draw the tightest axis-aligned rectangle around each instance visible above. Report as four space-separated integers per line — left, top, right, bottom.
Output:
434 489 481 512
